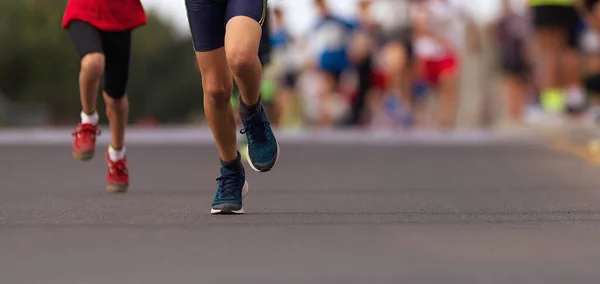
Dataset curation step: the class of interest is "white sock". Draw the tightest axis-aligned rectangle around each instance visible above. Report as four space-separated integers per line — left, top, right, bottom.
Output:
81 111 99 125
108 146 126 162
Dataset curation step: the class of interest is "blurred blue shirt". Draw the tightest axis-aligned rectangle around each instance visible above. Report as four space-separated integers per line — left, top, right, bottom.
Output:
311 14 356 73
271 28 292 50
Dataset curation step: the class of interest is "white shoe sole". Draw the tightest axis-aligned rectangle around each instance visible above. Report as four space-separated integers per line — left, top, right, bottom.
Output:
246 142 280 173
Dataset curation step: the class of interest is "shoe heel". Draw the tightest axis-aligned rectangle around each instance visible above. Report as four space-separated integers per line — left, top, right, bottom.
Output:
107 184 128 193
73 151 95 161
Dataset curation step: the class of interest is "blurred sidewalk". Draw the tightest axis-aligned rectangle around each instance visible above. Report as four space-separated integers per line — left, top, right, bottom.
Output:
0 126 542 146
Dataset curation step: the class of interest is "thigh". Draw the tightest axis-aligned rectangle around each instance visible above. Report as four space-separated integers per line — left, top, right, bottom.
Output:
68 20 104 58
223 0 264 60
225 0 266 25
101 30 132 95
186 0 227 52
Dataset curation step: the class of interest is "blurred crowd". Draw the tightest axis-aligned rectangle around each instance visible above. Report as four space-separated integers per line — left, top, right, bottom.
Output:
251 0 483 130
5 0 600 129
249 0 600 130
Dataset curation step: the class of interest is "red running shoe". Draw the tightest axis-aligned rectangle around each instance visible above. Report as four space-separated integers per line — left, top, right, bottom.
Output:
72 123 99 161
106 152 129 193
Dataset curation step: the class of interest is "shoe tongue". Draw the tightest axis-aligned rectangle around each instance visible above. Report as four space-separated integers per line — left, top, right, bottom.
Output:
249 109 265 121
221 165 243 177
244 114 258 125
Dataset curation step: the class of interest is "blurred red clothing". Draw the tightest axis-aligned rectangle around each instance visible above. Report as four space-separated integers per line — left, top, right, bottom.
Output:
370 69 388 90
418 55 458 85
62 0 147 31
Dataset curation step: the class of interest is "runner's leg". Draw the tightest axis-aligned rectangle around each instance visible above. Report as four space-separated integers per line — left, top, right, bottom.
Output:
226 0 279 172
186 0 247 214
68 20 103 161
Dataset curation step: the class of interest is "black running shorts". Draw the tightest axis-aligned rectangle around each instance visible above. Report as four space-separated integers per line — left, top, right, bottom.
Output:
185 0 267 52
531 5 580 49
67 20 131 99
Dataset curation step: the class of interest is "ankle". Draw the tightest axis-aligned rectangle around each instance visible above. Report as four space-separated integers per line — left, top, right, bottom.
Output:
108 145 126 161
81 111 99 125
239 95 262 118
220 151 243 170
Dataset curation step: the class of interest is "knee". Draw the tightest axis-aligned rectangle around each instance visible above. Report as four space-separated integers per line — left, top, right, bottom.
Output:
203 83 233 107
81 53 105 78
226 48 257 75
104 72 128 100
104 93 128 110
104 93 128 118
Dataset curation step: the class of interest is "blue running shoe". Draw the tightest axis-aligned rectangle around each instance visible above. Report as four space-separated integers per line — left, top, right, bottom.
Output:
211 166 249 214
240 104 280 172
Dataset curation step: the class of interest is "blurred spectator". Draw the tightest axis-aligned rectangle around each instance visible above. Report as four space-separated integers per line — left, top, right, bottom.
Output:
366 0 417 129
581 0 600 94
413 0 475 129
529 0 585 114
269 6 303 128
306 0 355 127
345 0 376 127
580 0 600 121
491 0 532 126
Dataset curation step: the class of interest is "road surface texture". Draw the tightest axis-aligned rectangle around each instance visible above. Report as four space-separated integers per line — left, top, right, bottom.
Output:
1 128 600 284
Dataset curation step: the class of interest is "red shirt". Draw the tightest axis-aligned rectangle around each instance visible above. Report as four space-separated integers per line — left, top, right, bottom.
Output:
62 0 147 32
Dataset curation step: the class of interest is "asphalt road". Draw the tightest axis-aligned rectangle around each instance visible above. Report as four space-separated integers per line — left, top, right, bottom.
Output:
1 134 600 283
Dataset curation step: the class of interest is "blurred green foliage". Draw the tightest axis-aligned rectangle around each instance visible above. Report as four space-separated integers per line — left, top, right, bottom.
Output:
0 0 203 124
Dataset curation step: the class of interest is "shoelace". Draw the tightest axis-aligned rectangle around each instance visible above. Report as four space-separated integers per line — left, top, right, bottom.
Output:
240 118 270 143
72 124 101 141
108 159 128 178
216 176 244 199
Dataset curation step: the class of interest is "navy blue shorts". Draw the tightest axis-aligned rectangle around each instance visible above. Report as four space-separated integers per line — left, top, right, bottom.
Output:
186 0 267 52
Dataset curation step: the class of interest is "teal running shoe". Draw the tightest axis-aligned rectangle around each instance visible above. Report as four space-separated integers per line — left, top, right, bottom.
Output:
211 166 248 214
240 104 280 172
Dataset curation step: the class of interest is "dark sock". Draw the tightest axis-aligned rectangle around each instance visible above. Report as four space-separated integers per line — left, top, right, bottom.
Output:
220 151 243 171
239 95 262 118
